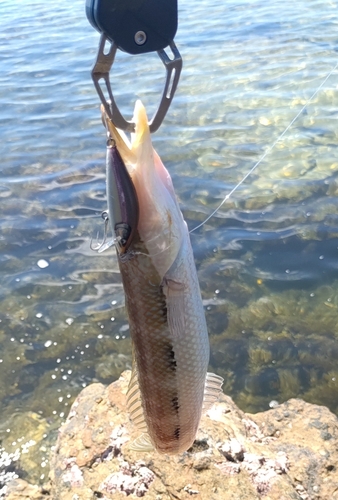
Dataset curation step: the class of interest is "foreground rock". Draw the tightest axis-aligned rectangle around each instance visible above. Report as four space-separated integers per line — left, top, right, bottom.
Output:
45 371 338 499
6 370 338 499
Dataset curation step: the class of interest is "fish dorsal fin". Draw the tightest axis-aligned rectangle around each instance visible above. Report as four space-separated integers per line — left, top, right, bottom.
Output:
162 277 186 338
126 367 148 432
130 433 154 453
202 372 224 413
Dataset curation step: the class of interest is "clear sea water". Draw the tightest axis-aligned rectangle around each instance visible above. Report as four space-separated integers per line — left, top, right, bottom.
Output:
1 0 338 484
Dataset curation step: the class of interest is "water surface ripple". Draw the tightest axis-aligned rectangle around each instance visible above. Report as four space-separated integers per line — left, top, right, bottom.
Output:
0 0 338 483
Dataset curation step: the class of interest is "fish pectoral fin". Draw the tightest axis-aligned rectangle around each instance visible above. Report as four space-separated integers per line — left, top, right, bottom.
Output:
126 366 148 432
162 277 186 338
130 433 154 452
202 372 224 414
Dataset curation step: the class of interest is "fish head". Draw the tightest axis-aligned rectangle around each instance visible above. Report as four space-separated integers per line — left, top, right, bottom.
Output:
103 101 186 278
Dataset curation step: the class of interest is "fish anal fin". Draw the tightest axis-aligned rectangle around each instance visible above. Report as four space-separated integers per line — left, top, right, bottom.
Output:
162 277 186 338
126 367 148 432
130 433 154 453
202 372 224 414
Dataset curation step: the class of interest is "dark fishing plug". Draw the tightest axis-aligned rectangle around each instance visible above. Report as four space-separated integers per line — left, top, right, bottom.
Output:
106 137 139 255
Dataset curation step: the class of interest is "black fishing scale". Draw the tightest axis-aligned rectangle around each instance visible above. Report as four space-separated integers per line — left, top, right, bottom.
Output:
86 0 178 55
86 0 182 132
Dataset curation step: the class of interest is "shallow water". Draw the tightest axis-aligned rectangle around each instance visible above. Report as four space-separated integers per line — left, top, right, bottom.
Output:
1 0 338 485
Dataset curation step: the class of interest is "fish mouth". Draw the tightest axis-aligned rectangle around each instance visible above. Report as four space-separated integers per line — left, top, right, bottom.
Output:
101 100 185 277
101 100 149 170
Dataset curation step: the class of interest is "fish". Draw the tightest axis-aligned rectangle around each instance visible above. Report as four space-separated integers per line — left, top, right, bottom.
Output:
102 100 223 454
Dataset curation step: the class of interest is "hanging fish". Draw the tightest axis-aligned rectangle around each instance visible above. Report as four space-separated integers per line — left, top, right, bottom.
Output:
100 101 223 454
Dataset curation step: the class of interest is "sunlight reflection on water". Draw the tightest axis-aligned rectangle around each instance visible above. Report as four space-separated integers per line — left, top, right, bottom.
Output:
1 0 338 483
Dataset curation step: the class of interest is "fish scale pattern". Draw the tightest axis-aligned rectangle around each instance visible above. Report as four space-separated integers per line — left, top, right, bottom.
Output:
167 235 210 449
119 228 209 454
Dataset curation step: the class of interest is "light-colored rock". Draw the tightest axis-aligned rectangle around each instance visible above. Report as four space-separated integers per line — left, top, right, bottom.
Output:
45 371 338 500
6 370 338 499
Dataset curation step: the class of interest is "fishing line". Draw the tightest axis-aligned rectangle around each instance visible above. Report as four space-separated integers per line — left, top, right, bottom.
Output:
190 60 338 234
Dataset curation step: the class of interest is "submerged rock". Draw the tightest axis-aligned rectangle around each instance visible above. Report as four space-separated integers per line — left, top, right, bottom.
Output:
4 479 49 500
6 371 338 498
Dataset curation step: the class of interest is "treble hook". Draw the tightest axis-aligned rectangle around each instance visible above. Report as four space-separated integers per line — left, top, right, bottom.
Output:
90 210 115 253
